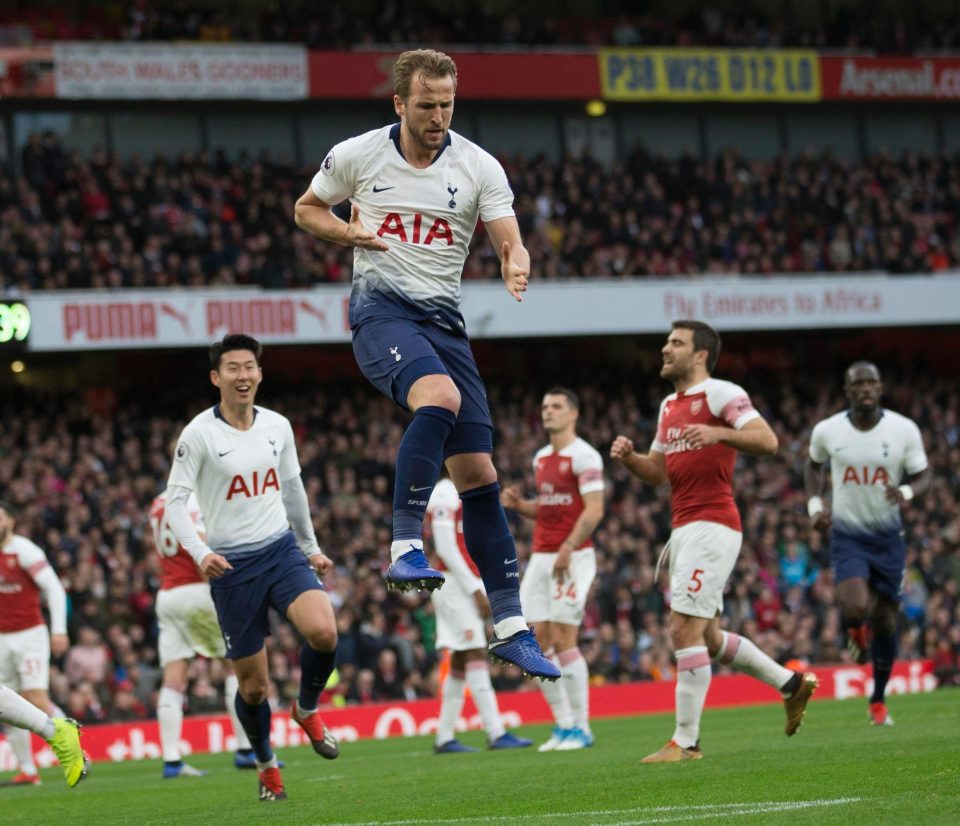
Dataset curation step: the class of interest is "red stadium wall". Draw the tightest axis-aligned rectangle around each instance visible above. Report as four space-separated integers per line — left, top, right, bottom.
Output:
0 661 934 768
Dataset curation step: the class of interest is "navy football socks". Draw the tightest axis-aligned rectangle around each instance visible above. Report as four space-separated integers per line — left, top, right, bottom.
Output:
870 633 897 703
460 482 523 623
392 406 456 541
234 693 274 763
298 643 337 711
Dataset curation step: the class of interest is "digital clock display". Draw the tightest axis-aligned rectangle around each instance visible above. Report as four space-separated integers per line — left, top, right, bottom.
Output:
0 303 30 344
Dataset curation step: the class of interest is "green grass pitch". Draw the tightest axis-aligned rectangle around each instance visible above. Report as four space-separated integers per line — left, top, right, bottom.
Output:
3 690 958 825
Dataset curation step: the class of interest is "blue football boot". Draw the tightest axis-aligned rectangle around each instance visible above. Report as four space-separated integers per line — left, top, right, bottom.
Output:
489 731 534 749
384 548 445 592
488 629 561 681
434 739 479 754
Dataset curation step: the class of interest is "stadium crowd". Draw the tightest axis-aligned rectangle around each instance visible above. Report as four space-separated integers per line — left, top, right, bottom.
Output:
0 362 957 722
2 135 959 295
3 1 960 52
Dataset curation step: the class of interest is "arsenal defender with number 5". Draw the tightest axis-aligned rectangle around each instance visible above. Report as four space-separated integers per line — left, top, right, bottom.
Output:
610 320 818 764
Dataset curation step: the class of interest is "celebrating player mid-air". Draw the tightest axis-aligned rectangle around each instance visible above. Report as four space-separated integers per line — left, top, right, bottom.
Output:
295 48 557 681
611 321 818 763
805 361 929 727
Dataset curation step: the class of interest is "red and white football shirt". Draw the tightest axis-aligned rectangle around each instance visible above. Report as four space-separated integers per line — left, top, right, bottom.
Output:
0 536 51 633
651 377 760 532
150 491 206 590
531 437 604 553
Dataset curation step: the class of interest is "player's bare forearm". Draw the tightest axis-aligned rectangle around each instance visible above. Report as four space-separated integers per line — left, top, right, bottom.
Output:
500 485 538 520
687 418 777 456
563 497 603 548
485 216 529 301
294 188 389 251
294 199 347 243
619 453 667 486
513 499 538 520
906 467 931 498
803 458 825 498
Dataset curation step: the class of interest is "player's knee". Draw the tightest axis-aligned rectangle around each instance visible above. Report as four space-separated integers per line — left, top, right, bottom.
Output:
305 626 338 653
239 681 270 705
841 602 869 624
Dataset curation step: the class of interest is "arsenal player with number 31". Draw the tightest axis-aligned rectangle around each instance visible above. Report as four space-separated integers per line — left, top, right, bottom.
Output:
610 320 818 763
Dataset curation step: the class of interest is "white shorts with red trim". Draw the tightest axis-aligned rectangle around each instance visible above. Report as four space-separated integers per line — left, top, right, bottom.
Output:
431 577 486 652
0 624 50 691
520 548 596 626
668 521 742 619
156 582 226 666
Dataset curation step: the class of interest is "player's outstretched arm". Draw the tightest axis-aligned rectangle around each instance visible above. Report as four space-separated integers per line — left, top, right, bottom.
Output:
294 188 389 251
610 436 668 486
484 216 529 302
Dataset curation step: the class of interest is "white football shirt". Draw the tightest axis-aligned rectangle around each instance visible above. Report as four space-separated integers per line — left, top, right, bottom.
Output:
167 406 301 556
809 409 927 537
311 124 515 313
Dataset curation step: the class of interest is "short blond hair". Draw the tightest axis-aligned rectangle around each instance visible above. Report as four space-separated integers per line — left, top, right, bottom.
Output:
393 49 458 99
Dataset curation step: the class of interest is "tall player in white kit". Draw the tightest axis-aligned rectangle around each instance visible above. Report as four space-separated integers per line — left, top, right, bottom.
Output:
0 498 85 786
426 476 533 753
165 334 339 802
804 361 929 727
502 388 605 751
294 49 558 681
611 321 818 763
148 486 259 777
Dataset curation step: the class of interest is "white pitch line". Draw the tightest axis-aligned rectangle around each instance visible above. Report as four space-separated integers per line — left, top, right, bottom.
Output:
602 797 863 825
323 797 862 826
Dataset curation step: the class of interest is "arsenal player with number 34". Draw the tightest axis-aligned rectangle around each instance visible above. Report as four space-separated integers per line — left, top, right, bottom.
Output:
610 320 818 763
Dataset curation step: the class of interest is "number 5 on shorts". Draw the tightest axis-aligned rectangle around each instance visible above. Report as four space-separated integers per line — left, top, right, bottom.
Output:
688 568 705 593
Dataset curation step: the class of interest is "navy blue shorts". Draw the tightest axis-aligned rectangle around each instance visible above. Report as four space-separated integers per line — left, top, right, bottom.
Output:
352 315 494 456
210 532 324 659
829 530 906 602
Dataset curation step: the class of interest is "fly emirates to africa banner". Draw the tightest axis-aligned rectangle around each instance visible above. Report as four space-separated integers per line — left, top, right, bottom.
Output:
0 661 935 766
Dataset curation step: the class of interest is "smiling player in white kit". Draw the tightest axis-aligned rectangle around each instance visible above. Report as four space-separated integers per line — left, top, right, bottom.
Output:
165 334 339 802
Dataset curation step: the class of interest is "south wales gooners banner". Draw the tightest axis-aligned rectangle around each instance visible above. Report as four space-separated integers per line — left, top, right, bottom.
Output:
600 48 820 101
53 43 308 99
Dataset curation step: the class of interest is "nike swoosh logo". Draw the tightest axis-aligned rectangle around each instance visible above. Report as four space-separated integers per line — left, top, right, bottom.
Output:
372 185 395 193
503 557 517 565
218 450 234 457
409 485 432 492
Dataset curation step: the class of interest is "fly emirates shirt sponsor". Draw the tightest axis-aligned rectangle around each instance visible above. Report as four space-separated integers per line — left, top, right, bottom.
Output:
651 378 760 532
